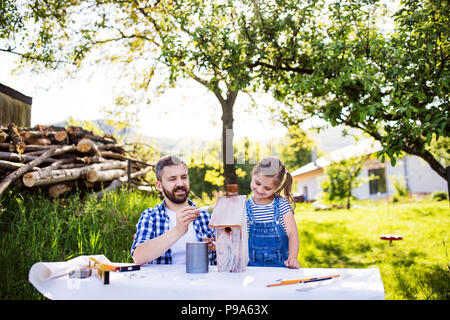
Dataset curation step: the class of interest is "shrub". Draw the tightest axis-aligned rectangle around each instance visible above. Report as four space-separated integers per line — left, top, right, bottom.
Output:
431 191 448 201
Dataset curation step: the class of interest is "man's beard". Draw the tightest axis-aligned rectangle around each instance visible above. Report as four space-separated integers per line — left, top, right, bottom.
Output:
162 185 189 204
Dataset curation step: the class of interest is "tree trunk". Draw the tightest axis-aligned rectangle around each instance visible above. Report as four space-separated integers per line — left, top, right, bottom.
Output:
23 160 127 187
23 166 90 187
0 159 26 171
48 183 73 198
22 137 52 146
447 166 449 201
77 138 101 156
77 155 106 164
24 130 67 142
93 166 152 199
219 89 239 186
0 130 7 143
8 123 25 154
0 151 57 163
347 175 352 210
0 145 77 197
67 126 116 144
0 143 58 152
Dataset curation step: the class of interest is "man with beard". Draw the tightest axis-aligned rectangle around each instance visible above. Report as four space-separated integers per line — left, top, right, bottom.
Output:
131 155 216 265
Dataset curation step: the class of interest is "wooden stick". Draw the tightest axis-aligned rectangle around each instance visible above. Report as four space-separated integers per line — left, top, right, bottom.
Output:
100 151 155 167
0 151 58 163
77 138 101 156
77 156 106 164
0 159 26 171
23 137 52 146
0 143 58 152
53 130 68 142
0 130 7 143
23 160 127 187
97 144 126 153
8 123 25 154
94 166 152 198
86 169 127 182
48 183 73 198
67 126 116 145
24 130 68 142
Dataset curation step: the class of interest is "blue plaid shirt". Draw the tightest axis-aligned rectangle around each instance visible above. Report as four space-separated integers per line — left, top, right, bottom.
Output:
131 199 217 265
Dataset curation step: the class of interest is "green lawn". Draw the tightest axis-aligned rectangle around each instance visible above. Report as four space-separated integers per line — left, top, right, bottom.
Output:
294 199 449 299
0 188 448 299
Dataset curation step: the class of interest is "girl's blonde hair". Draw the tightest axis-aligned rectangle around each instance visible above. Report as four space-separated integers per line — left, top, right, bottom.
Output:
252 157 296 209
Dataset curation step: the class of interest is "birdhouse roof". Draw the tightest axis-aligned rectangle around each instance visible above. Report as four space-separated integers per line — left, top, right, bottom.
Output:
209 195 247 227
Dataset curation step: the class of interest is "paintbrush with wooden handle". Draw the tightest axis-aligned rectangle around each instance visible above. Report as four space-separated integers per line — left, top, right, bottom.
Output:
197 205 215 212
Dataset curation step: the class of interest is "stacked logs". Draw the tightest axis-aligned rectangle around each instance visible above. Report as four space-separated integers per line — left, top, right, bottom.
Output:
0 123 155 199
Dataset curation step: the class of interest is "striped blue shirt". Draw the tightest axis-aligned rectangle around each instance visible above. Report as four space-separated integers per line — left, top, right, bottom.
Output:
131 199 216 265
246 196 294 232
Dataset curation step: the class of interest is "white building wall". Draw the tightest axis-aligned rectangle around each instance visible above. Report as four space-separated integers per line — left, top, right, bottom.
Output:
403 156 447 193
294 155 447 202
352 174 370 200
296 174 325 201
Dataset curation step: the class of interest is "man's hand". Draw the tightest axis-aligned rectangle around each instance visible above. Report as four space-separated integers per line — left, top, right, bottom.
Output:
174 206 199 234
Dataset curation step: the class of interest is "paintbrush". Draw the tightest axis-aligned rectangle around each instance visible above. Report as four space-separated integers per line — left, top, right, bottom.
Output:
89 257 118 271
88 257 140 272
267 274 340 287
197 205 215 212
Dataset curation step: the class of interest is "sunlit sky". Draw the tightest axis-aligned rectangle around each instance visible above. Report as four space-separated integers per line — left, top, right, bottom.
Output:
0 50 288 142
1 1 398 143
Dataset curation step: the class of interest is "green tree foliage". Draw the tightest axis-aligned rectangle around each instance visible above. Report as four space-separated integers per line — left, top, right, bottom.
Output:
185 133 305 198
320 155 367 209
239 0 449 182
1 0 282 186
5 0 446 185
279 125 314 171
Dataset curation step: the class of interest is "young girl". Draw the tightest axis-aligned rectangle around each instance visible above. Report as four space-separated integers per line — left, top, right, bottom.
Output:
246 157 300 268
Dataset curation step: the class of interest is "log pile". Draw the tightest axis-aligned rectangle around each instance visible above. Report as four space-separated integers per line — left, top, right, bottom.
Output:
0 123 155 199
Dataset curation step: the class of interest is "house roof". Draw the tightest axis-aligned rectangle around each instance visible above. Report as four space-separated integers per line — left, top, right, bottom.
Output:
291 138 383 177
209 195 247 227
0 83 32 105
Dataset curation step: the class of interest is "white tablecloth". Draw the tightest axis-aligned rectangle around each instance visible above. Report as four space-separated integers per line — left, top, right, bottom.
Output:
30 263 385 300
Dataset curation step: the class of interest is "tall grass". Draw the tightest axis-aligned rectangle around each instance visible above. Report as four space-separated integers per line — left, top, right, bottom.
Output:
1 187 448 300
0 187 158 299
295 199 450 300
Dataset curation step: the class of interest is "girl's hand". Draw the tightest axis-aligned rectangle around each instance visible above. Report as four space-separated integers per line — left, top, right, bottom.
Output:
203 237 216 251
284 257 300 269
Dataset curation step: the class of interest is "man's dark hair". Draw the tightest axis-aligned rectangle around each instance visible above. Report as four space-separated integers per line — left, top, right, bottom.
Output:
155 155 187 181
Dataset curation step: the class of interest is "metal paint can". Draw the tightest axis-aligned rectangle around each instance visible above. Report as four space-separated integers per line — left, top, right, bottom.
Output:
186 242 208 273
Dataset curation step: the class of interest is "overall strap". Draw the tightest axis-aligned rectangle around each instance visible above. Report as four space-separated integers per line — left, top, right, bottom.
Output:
246 199 255 225
273 196 281 225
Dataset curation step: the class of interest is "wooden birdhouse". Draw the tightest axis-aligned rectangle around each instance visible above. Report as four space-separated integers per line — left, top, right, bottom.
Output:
209 184 248 273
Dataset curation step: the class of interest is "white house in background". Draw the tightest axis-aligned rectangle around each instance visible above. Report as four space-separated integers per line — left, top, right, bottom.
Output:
291 138 447 201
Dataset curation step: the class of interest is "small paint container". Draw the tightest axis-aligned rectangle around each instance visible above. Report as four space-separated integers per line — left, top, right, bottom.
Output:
186 242 208 273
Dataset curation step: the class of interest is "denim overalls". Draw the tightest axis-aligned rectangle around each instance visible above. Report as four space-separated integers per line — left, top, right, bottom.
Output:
246 196 289 267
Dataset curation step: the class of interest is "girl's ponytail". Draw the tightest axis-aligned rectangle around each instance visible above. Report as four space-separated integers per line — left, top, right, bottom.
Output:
254 157 296 209
277 170 296 210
